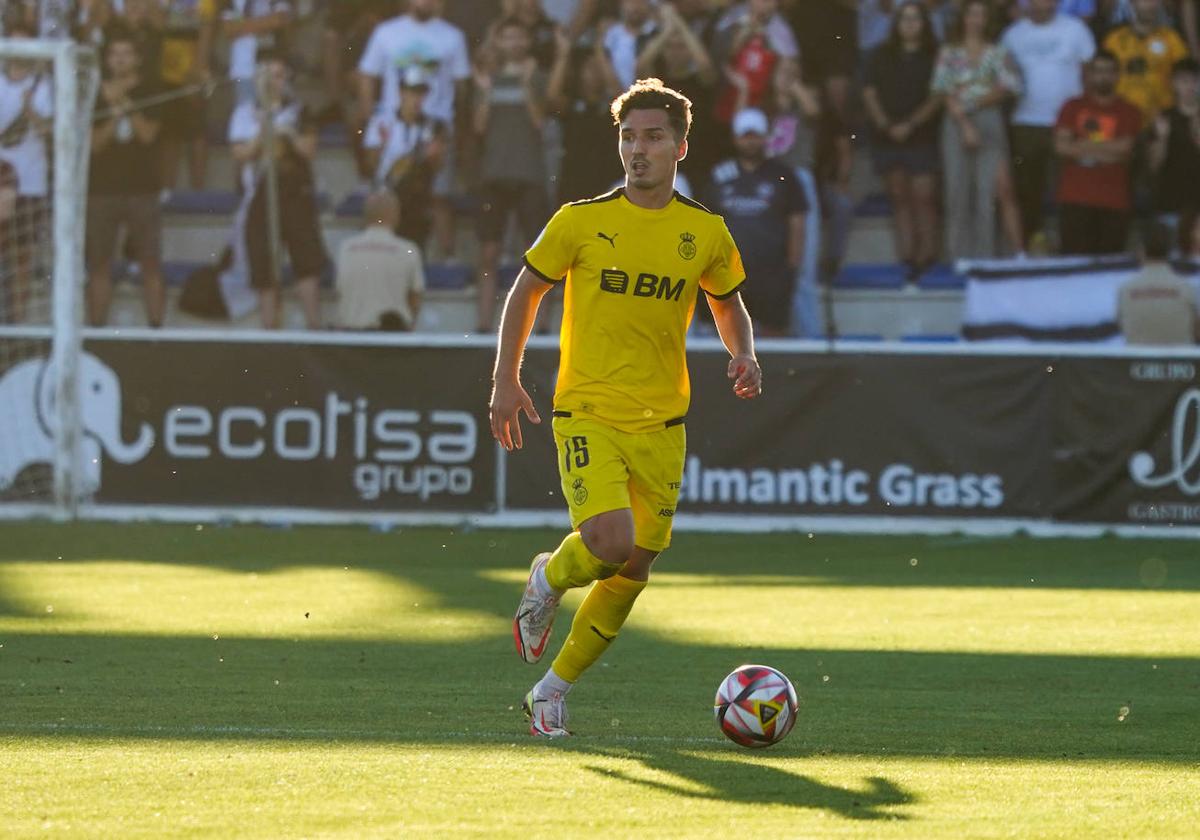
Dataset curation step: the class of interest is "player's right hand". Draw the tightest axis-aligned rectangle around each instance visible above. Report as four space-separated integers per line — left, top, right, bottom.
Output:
489 379 541 451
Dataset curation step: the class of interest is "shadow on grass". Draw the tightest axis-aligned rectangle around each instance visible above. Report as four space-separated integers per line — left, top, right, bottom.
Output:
579 748 916 820
0 519 1197 827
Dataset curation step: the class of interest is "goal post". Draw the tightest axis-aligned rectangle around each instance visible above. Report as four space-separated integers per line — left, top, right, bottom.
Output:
0 39 99 518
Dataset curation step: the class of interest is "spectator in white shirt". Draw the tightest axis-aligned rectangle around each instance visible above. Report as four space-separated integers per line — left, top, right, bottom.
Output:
363 65 446 248
357 0 470 261
1002 0 1096 252
336 190 425 331
0 24 53 324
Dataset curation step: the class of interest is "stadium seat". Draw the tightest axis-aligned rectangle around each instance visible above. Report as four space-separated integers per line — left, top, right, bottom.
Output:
833 263 905 290
162 189 241 215
335 190 367 219
900 334 961 343
916 263 965 290
813 333 884 341
854 193 892 218
425 262 472 291
498 264 520 289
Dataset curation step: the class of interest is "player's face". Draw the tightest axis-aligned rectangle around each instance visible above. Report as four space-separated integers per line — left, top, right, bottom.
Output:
619 108 685 191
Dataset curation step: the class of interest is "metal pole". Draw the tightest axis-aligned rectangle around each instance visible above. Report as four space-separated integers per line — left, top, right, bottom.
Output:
257 64 283 305
50 42 89 518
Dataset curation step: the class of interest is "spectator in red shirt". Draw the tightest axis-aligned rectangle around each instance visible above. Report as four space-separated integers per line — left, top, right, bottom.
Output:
1054 49 1143 254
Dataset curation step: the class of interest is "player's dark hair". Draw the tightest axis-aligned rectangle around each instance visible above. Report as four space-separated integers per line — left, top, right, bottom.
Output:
1142 222 1174 261
610 78 693 142
1172 57 1200 78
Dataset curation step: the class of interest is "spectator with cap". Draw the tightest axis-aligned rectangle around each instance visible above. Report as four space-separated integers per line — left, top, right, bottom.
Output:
357 0 470 261
336 190 425 332
1118 220 1197 344
705 108 811 338
363 64 446 250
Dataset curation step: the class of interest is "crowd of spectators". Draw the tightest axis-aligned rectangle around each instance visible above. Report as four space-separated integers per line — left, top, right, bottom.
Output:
1 0 1199 336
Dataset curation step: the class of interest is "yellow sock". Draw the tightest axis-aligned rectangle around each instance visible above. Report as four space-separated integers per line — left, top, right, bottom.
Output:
544 531 622 591
551 575 648 682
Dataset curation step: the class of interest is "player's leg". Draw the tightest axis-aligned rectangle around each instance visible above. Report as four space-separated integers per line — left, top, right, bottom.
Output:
514 418 630 664
525 424 684 734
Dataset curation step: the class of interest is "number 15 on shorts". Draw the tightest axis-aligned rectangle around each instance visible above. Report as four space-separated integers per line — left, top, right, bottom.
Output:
564 436 589 471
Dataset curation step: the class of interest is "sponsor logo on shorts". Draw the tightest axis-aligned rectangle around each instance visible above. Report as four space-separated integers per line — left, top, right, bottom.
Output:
658 507 675 517
572 477 589 506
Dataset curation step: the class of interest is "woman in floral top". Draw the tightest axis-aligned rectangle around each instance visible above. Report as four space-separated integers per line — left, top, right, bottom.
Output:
931 0 1025 259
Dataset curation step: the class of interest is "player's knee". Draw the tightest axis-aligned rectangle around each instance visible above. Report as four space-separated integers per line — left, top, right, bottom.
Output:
579 518 635 568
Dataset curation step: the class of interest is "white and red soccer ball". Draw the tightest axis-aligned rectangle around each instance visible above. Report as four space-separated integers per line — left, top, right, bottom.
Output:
714 664 799 748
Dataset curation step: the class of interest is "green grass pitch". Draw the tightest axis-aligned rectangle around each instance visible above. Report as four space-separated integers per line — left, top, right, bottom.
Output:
1 522 1198 837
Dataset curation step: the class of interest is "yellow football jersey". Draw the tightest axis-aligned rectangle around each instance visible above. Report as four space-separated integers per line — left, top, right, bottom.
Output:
1103 25 1189 120
524 187 745 433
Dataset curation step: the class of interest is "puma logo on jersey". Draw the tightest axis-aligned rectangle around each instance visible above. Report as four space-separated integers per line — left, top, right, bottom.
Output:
597 231 619 248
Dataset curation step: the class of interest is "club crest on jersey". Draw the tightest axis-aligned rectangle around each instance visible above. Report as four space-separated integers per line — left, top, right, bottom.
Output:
572 477 588 506
677 232 697 260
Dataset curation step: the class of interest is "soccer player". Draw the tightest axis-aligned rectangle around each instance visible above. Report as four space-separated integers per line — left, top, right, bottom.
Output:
489 78 762 738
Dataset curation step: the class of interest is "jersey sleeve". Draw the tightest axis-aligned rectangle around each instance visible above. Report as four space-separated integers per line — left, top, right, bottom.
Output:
523 204 576 284
701 220 746 300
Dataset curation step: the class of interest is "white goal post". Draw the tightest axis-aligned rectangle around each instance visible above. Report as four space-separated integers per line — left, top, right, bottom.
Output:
0 39 99 518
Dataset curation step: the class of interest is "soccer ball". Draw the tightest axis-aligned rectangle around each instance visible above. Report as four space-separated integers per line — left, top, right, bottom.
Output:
714 664 799 748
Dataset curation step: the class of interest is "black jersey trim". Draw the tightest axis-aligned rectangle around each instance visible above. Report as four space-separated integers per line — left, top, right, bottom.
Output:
567 187 624 207
674 192 715 214
664 416 686 428
552 410 573 418
705 279 746 301
523 257 563 285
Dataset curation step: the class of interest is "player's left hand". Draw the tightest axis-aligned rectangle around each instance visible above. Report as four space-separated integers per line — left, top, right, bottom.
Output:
728 355 762 400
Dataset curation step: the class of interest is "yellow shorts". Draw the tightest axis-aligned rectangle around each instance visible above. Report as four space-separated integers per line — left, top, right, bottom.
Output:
552 413 686 553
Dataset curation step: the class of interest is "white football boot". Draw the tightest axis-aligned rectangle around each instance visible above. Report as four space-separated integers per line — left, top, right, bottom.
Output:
513 552 560 663
523 688 570 738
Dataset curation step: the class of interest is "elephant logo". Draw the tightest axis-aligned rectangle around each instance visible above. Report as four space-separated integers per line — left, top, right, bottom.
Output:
0 352 154 495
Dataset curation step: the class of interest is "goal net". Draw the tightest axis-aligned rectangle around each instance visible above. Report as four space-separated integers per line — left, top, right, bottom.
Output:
0 39 99 516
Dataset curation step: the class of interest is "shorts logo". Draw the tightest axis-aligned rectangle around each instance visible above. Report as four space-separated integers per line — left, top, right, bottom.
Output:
677 232 697 260
572 477 589 506
658 507 675 517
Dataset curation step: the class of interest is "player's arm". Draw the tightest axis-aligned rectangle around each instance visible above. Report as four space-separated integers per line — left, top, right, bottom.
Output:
707 292 762 400
489 270 553 450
